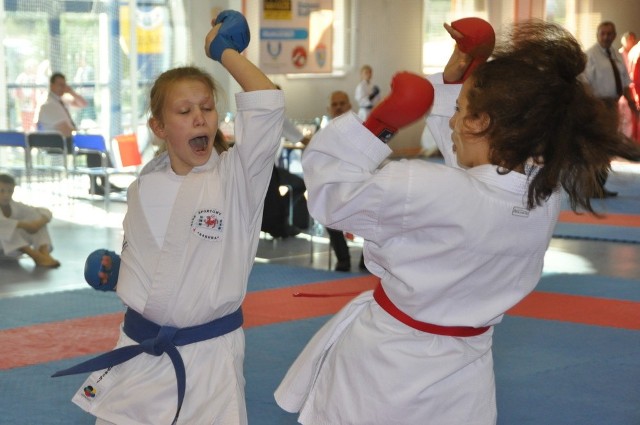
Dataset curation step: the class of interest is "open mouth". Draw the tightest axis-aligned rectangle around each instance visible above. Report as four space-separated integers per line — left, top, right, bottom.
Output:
188 136 209 152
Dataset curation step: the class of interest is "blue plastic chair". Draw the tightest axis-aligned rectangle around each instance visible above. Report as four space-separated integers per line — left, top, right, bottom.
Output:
72 133 139 208
26 131 68 184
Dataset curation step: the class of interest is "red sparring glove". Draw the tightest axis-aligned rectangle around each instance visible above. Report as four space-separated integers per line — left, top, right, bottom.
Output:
446 17 495 83
364 72 434 143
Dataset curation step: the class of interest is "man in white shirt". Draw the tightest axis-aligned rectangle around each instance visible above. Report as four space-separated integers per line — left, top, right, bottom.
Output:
36 72 86 139
36 72 122 195
582 21 638 197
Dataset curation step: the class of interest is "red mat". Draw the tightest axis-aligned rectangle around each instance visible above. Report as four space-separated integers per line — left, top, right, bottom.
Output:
2 275 639 370
558 211 640 227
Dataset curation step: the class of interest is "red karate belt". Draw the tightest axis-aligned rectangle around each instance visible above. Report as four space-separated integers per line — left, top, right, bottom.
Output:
373 284 490 337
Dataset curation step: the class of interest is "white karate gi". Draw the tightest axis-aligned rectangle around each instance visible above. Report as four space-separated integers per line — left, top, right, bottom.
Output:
0 201 53 257
275 74 561 424
355 80 381 120
72 90 285 425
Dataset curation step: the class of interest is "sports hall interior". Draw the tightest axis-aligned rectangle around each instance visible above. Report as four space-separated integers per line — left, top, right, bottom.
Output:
1 1 639 424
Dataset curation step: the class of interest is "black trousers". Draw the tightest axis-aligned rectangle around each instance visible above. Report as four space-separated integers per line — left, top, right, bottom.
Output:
261 165 310 237
327 228 350 262
599 98 620 188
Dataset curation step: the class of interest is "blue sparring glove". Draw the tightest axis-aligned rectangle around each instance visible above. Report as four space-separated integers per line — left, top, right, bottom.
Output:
208 10 250 62
84 249 121 292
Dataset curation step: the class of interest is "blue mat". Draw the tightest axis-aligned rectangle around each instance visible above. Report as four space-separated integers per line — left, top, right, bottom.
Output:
553 222 640 244
494 316 640 425
553 169 640 243
0 263 352 330
2 266 639 424
4 314 639 425
538 273 640 301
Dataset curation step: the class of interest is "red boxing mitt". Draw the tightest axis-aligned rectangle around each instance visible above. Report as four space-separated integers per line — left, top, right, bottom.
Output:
364 72 434 143
448 17 495 83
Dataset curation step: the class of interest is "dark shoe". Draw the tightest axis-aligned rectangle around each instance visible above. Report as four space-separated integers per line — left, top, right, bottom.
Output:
91 184 124 196
284 224 301 238
334 260 351 272
266 224 300 239
90 185 105 196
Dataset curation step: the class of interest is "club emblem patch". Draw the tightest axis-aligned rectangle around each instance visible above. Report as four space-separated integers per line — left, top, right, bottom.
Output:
191 209 224 241
83 385 96 398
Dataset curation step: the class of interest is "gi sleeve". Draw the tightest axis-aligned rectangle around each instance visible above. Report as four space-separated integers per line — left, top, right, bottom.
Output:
302 111 394 245
230 89 285 222
425 73 462 169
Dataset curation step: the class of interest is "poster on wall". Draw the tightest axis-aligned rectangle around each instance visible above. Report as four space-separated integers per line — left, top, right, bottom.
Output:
259 0 334 74
119 6 166 80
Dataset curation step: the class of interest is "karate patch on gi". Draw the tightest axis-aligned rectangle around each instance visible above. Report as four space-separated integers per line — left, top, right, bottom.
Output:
79 380 99 403
191 209 224 240
512 206 530 218
83 385 96 398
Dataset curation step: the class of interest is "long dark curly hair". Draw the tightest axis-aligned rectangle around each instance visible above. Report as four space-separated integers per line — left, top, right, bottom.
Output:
466 20 640 213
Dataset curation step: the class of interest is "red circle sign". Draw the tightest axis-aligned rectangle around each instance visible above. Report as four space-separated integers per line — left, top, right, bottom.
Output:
292 46 307 68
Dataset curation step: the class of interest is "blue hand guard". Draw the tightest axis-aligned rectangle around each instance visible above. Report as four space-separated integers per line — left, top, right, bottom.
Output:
208 10 251 61
85 249 121 292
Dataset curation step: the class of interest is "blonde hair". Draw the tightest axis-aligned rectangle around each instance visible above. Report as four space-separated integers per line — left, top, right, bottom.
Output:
149 66 228 155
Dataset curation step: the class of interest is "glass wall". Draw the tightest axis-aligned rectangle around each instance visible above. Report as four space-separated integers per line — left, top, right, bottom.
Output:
1 0 188 142
422 0 488 75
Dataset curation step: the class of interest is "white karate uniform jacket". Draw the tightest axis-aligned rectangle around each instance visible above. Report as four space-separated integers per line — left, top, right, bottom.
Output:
275 74 561 424
72 90 284 425
0 201 52 256
355 80 381 120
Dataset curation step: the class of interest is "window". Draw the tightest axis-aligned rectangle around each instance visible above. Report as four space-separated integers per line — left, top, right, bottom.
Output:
422 0 488 75
1 0 188 141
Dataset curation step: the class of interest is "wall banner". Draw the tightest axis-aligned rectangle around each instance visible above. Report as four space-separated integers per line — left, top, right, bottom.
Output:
260 0 334 74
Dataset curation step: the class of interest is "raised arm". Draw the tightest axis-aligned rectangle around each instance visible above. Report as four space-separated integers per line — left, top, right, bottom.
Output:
64 84 88 108
442 18 495 84
204 10 275 92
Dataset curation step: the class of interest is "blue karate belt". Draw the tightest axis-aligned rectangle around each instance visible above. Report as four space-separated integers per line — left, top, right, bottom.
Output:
52 307 243 424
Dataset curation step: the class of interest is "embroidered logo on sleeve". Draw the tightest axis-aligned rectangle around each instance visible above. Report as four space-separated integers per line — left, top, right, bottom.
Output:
83 385 96 398
191 209 224 240
512 206 530 218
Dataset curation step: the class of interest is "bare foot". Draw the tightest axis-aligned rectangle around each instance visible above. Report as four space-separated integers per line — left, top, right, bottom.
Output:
21 247 61 268
33 251 61 268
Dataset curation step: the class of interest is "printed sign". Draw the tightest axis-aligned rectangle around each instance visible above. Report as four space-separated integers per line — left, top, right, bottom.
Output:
260 0 334 74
